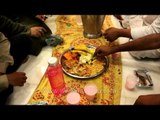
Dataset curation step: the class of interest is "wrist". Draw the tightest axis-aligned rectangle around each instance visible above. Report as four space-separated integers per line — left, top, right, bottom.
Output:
120 29 132 38
110 45 120 54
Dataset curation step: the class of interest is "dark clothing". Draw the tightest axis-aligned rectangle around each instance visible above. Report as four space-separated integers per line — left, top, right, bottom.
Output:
0 16 29 38
7 15 52 55
0 85 13 105
7 34 32 73
0 15 32 72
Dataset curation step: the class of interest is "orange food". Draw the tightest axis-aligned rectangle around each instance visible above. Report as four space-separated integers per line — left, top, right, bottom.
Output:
63 51 73 60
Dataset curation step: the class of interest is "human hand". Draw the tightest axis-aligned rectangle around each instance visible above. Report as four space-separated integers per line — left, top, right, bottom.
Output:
103 27 121 42
94 45 115 58
7 72 27 86
30 26 46 37
35 15 47 22
134 94 160 105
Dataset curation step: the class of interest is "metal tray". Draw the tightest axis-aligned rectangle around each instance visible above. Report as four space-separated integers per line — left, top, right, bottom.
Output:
59 47 109 79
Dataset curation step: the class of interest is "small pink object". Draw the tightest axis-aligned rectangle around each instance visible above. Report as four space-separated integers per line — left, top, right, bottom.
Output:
125 74 138 91
84 84 98 101
66 91 80 105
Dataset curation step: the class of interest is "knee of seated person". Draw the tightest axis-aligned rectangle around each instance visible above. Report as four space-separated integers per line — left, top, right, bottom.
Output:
10 34 32 57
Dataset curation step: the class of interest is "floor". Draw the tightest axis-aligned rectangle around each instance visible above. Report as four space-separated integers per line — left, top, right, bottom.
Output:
6 15 160 105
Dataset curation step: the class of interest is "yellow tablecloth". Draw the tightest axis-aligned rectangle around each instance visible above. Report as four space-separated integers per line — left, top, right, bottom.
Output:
28 15 122 105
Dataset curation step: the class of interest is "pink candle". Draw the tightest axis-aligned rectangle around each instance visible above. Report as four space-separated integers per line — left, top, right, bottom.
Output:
84 84 98 101
66 91 80 105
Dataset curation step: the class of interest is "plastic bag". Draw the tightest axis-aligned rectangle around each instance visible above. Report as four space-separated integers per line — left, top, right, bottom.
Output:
135 69 153 88
45 35 64 46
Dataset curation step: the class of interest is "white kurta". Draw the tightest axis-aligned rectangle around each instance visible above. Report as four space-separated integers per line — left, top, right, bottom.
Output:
121 15 160 59
131 16 160 39
121 15 158 29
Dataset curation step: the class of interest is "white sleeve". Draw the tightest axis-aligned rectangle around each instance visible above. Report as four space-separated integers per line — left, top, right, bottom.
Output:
131 16 160 39
0 74 9 91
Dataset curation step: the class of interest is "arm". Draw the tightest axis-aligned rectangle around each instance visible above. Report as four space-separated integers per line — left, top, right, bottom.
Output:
0 16 47 38
95 33 160 57
103 27 132 42
0 16 30 38
0 72 27 91
104 16 160 42
115 33 160 52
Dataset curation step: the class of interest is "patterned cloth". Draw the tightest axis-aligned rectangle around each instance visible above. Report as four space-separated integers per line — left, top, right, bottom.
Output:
28 15 122 105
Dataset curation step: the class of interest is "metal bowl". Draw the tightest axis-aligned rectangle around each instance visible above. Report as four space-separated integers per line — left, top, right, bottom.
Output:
59 47 109 79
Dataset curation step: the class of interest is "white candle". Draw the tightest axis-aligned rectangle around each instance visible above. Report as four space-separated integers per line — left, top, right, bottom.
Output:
84 84 98 101
66 91 80 105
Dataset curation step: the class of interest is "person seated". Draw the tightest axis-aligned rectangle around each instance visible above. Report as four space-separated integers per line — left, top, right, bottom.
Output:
100 15 160 59
94 33 160 58
0 32 27 105
0 15 46 105
94 31 160 106
5 15 52 56
94 16 160 105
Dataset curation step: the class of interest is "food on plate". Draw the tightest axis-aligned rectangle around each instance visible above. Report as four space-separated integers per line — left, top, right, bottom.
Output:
61 45 107 77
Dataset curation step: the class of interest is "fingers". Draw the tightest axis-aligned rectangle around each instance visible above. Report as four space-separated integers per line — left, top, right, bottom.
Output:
94 46 109 58
38 27 47 36
95 47 104 57
103 29 110 40
19 76 27 86
38 30 44 36
19 72 27 80
15 72 27 86
7 72 27 86
19 79 26 86
41 27 47 32
30 27 47 37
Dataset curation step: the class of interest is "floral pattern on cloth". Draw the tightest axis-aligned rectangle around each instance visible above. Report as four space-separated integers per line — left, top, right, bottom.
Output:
28 15 122 105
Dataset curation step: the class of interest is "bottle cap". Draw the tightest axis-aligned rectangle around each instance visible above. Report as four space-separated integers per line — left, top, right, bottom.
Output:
48 57 58 66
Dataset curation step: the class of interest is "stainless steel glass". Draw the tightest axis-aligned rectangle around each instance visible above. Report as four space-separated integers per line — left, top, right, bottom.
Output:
81 15 105 39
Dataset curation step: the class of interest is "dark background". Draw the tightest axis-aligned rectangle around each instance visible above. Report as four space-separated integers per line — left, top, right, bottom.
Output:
1 0 160 14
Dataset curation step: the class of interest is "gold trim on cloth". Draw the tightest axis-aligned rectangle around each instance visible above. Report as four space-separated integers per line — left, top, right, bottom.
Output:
28 15 122 105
